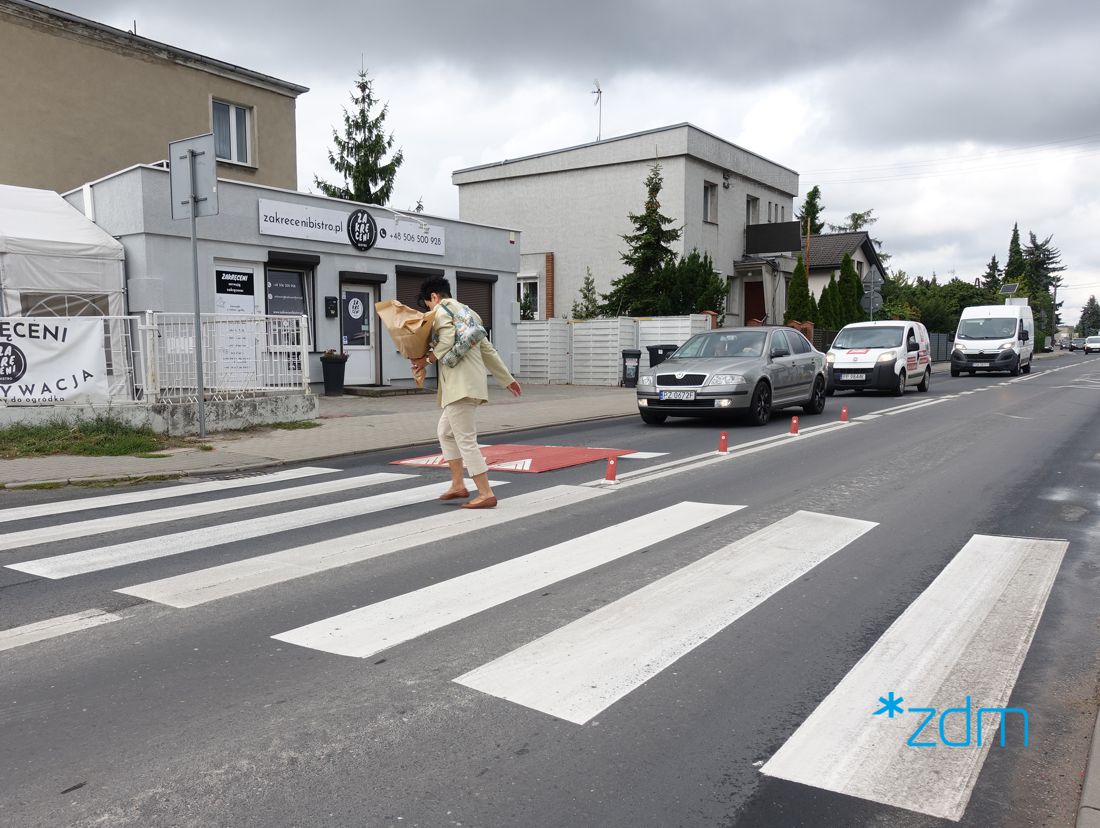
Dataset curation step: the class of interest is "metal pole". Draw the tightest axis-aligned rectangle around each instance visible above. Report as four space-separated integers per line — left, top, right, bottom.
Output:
188 148 207 438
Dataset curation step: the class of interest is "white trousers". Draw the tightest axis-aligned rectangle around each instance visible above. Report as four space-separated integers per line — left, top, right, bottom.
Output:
437 398 487 477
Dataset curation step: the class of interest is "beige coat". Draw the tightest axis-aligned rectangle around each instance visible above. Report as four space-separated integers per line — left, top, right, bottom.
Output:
429 298 516 409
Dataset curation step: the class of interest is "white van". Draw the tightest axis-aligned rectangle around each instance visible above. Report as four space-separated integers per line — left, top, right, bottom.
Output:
951 303 1034 376
826 320 932 396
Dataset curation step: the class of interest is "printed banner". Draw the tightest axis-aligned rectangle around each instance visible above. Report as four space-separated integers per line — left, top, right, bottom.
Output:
0 318 110 405
258 198 445 256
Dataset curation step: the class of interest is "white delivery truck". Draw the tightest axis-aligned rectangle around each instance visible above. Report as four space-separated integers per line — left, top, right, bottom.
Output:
826 320 932 396
951 301 1034 376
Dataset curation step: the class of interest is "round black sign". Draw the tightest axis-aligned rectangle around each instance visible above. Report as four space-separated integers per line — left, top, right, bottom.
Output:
0 342 28 384
347 209 378 251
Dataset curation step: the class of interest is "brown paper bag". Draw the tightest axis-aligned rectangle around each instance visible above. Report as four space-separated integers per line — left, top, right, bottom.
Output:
375 299 436 387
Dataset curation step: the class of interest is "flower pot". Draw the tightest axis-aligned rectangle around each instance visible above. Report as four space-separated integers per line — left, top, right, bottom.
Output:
320 356 347 396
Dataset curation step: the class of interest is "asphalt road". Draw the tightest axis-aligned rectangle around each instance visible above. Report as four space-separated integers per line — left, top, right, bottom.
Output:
1 353 1099 827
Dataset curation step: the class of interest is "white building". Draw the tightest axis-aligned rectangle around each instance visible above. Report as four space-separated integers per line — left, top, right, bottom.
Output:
453 123 799 325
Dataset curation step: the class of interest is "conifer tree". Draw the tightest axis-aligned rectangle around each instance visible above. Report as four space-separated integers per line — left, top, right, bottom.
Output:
315 70 404 205
571 268 602 319
601 163 682 316
1004 223 1026 290
837 253 864 325
797 185 826 235
981 255 1002 293
784 255 813 323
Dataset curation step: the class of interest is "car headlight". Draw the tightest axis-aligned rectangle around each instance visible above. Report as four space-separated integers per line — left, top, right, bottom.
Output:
998 341 1013 350
876 350 897 363
955 342 966 351
705 374 745 386
638 375 654 386
825 352 835 364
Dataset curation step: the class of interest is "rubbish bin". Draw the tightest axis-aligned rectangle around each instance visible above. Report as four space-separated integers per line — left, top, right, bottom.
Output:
320 356 347 396
646 343 678 368
621 349 641 388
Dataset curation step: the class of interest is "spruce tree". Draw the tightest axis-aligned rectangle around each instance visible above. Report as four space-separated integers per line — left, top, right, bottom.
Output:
656 250 726 316
784 255 813 323
981 255 1002 293
1004 223 1026 290
314 70 404 205
797 185 826 235
837 253 863 325
571 268 602 319
1079 295 1100 336
601 163 682 316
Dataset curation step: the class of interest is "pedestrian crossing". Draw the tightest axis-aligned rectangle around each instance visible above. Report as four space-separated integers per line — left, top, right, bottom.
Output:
0 467 1070 822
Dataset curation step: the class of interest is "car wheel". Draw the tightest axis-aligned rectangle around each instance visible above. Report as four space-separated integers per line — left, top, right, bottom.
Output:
918 368 931 392
950 367 960 377
1010 359 1021 376
803 376 827 415
893 370 906 396
639 410 667 425
968 370 976 376
747 381 772 426
1022 360 1031 374
825 385 835 397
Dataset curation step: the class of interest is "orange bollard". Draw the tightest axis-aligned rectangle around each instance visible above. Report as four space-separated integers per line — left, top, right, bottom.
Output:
790 416 800 435
604 456 619 484
718 432 729 454
840 405 849 422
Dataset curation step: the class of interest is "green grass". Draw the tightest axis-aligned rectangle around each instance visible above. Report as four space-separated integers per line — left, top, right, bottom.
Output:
269 420 321 430
0 417 169 458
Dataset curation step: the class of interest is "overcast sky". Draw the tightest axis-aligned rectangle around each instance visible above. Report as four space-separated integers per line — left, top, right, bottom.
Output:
49 0 1100 325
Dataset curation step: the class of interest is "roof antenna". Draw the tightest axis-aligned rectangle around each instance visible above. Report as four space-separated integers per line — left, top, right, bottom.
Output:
591 79 602 141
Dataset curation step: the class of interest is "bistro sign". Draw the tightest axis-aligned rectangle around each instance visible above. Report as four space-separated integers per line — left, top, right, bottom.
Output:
258 199 445 256
0 317 109 405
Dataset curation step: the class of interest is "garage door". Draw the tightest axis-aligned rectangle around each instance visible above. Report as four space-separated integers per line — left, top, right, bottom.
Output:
457 278 493 339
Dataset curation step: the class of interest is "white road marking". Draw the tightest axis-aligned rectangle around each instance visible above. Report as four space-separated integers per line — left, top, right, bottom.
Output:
118 485 603 607
0 467 335 525
0 609 122 652
455 510 877 725
0 472 414 552
271 501 743 658
760 534 1068 822
854 414 882 421
618 451 669 460
9 478 500 579
881 398 948 416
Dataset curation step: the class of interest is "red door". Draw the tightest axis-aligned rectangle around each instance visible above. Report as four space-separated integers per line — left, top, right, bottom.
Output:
744 281 766 324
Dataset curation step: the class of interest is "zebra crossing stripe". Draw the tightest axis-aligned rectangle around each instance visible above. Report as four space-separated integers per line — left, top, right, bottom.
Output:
0 472 414 552
271 501 742 658
759 534 1068 822
0 609 122 652
8 477 493 580
455 510 876 725
117 485 604 608
0 467 336 525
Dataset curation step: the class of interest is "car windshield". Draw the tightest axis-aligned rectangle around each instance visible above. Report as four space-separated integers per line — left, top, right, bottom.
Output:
1088 337 1100 344
957 318 1017 340
675 331 767 358
831 326 904 349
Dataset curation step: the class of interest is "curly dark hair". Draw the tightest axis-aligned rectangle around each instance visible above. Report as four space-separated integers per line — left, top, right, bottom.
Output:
416 276 452 309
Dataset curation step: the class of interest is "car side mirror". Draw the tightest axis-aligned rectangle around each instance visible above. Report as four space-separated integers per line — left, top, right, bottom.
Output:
770 347 790 359
1020 330 1029 341
907 341 919 352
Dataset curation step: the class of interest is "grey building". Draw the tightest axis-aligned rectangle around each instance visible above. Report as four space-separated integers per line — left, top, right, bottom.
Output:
453 123 799 325
64 164 521 387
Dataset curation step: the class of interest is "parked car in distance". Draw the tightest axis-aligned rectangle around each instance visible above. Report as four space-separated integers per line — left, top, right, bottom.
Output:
1085 336 1100 354
1071 338 1087 351
635 327 827 426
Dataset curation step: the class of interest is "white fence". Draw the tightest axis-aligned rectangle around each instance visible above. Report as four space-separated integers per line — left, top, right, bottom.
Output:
515 314 713 386
144 313 310 402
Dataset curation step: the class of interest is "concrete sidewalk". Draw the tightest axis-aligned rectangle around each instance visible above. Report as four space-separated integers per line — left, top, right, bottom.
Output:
0 384 639 488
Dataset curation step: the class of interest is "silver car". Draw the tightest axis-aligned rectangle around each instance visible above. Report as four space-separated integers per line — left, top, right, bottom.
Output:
636 326 827 425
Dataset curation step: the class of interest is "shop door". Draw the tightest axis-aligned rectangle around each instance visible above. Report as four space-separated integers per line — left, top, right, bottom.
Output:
340 284 376 385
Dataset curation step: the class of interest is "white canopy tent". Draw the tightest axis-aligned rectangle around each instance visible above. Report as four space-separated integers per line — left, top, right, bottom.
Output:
0 184 125 318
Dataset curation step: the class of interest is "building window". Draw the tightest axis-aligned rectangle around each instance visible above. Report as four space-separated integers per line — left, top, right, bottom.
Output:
780 205 785 221
213 100 251 164
768 202 774 222
856 261 864 276
745 195 759 226
517 279 539 319
703 182 718 223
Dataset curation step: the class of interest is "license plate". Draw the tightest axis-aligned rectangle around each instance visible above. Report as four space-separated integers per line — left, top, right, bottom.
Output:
839 373 865 381
973 362 989 367
659 390 695 401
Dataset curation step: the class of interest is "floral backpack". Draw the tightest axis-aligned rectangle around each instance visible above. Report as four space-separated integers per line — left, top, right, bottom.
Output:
437 301 487 368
